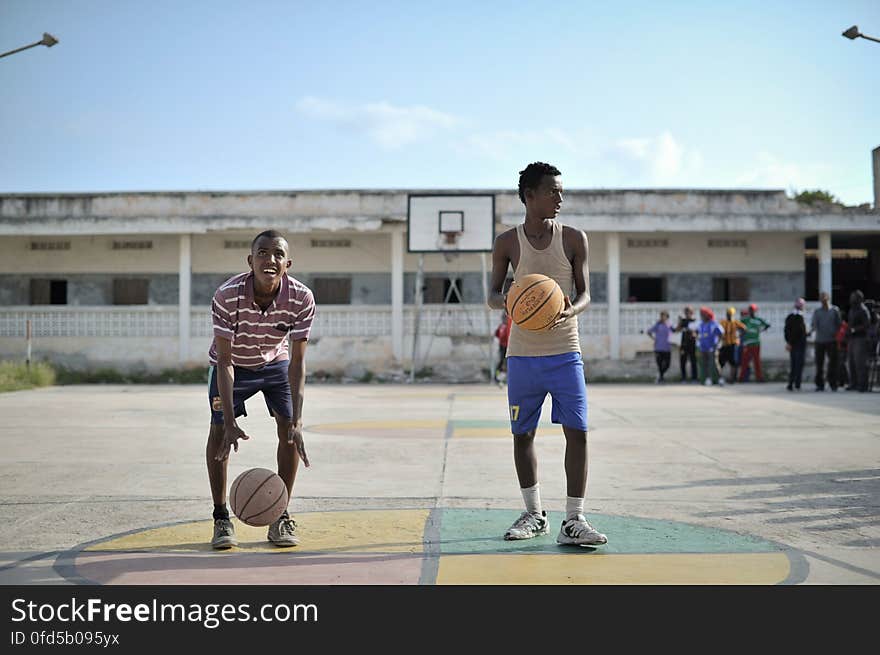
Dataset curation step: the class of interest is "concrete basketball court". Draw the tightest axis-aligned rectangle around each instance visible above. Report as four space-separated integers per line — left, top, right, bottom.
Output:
0 381 877 585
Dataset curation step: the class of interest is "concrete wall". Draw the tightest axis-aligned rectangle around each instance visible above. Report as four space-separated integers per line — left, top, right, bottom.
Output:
0 273 179 305
619 232 805 272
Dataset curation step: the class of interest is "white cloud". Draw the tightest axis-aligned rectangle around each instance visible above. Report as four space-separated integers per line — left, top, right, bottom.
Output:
296 96 460 148
614 131 700 184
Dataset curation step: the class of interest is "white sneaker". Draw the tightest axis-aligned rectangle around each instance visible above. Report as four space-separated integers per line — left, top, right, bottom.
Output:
504 510 550 540
556 514 607 546
704 379 713 386
718 378 725 386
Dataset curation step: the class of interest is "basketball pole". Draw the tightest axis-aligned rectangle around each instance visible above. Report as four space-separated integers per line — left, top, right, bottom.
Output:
410 254 425 383
481 253 493 383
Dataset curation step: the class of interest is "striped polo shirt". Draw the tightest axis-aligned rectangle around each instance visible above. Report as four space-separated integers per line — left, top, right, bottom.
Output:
208 271 316 369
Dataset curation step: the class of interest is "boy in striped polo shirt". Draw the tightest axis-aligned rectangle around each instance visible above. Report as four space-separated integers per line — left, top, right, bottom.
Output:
206 230 316 549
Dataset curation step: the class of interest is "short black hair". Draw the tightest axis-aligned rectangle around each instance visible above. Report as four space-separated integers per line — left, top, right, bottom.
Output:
251 230 288 252
518 162 561 204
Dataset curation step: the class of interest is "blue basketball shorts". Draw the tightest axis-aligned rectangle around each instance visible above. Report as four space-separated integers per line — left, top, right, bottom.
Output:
208 360 293 425
506 352 588 434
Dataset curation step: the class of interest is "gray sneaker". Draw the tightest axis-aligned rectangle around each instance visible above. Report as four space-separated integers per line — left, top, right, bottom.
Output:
267 515 299 547
556 514 607 546
504 510 550 540
211 518 237 549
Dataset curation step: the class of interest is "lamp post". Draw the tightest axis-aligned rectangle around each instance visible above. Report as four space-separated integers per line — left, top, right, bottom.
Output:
842 25 880 44
0 33 59 59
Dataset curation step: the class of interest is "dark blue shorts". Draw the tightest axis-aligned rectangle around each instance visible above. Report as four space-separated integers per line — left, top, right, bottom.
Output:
506 352 588 434
208 360 293 425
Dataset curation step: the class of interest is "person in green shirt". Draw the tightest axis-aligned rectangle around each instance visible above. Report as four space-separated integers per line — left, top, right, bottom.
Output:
738 303 771 382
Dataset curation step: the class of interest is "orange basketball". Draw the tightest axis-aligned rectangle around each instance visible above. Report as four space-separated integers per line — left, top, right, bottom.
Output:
506 273 565 331
229 468 289 527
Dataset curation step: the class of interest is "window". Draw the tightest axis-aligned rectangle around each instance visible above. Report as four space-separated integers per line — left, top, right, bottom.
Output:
627 238 668 248
708 238 747 249
30 279 67 305
712 277 750 302
113 279 149 305
627 277 665 302
310 239 351 248
30 241 70 251
312 277 352 304
112 240 153 250
423 277 462 303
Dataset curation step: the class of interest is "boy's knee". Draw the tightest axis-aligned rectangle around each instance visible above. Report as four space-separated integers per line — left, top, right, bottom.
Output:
275 418 293 436
513 431 536 445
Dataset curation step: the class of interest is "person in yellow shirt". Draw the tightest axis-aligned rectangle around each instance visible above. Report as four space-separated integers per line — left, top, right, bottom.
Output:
719 307 746 383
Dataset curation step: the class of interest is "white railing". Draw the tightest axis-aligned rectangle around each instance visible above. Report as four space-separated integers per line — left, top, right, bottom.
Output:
0 302 810 340
619 301 818 336
0 306 179 338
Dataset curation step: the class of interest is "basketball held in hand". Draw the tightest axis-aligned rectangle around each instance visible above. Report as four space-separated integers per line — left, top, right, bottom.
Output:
506 273 565 331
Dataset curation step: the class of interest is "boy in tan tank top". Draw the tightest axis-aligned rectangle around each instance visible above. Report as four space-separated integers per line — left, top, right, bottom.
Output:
488 162 606 546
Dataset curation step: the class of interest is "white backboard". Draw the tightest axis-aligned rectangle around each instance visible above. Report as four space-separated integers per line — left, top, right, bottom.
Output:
407 194 495 253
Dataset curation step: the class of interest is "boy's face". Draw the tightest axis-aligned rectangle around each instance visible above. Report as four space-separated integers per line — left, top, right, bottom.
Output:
526 174 563 219
248 236 291 287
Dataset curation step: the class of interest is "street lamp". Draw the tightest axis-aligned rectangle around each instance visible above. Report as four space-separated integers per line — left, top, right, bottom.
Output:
0 32 59 59
842 25 880 44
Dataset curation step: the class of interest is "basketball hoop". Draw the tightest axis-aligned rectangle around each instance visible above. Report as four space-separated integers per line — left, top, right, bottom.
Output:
438 231 461 262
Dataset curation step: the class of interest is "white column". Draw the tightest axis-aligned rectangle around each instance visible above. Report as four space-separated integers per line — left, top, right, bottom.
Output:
178 233 192 364
607 232 620 360
818 231 832 298
391 228 404 362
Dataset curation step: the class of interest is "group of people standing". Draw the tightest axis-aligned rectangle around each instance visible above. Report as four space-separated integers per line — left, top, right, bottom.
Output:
647 303 770 386
646 290 877 392
781 290 876 393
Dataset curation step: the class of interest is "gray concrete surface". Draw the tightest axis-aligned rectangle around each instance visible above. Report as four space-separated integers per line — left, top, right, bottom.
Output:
0 381 877 584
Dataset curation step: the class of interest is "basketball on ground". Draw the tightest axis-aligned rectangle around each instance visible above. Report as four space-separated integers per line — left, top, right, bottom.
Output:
506 273 565 331
229 468 288 527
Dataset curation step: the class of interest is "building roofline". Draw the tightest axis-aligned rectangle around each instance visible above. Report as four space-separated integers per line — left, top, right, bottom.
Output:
0 188 791 198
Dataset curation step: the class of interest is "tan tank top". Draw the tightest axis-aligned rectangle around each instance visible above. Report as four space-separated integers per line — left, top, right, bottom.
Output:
507 220 581 356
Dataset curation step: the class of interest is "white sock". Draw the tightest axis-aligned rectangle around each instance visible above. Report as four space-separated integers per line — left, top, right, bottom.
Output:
521 483 542 515
566 496 585 520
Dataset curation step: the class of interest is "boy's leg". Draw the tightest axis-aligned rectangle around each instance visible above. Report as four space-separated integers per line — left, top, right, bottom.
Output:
755 345 764 381
562 425 587 498
513 430 539 489
548 354 606 546
267 416 301 547
504 357 549 540
275 417 300 499
206 423 230 506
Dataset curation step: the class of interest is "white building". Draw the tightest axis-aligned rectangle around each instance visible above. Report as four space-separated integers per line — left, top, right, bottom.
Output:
1 187 878 378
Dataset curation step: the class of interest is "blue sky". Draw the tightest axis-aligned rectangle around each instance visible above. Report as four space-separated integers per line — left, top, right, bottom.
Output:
2 1 878 205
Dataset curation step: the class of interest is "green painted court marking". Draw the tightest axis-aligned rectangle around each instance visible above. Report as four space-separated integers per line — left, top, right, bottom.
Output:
438 509 781 555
